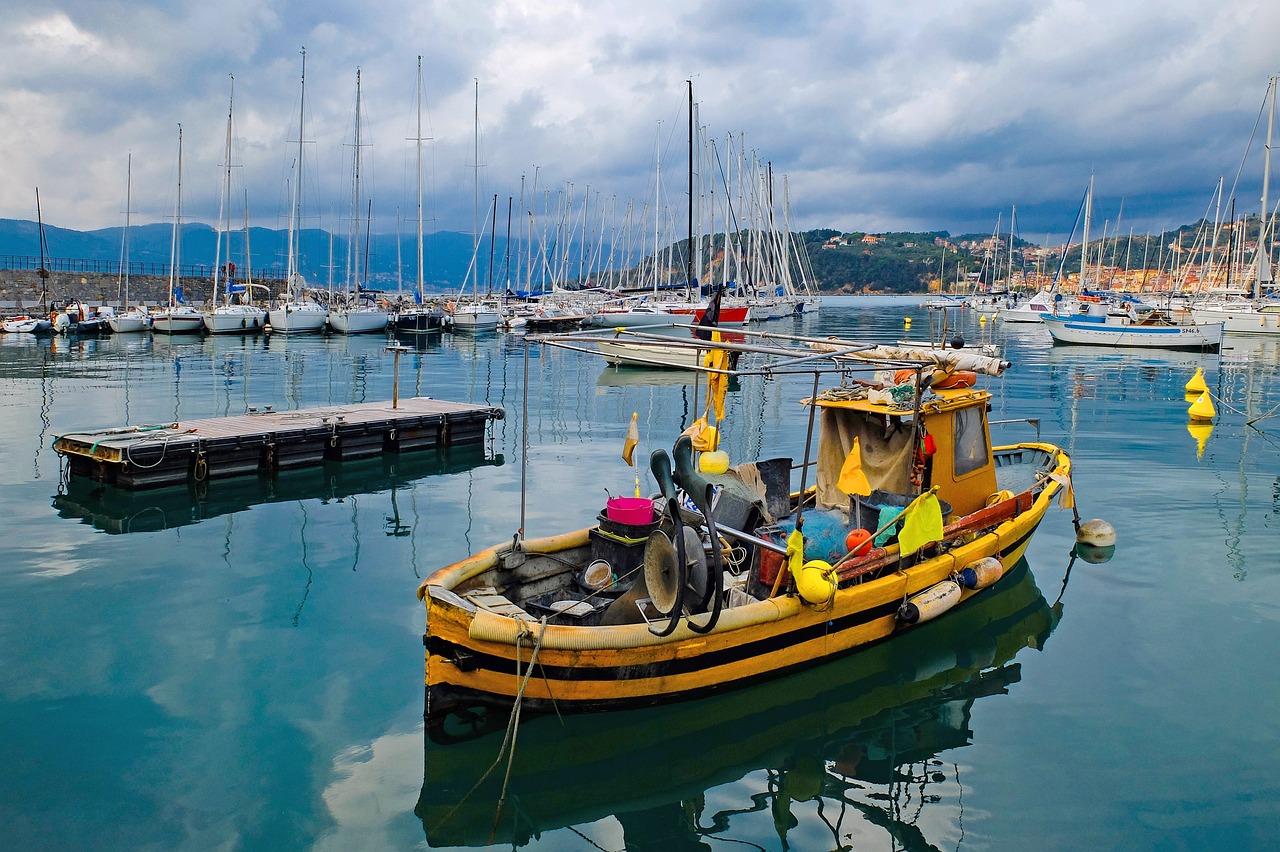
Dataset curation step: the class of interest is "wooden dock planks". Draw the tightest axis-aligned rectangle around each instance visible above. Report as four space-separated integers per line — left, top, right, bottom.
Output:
53 396 504 490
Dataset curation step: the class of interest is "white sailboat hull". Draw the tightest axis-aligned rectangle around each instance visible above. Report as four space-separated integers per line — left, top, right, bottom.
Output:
449 307 501 332
108 311 151 334
329 308 390 334
152 309 204 335
268 303 328 334
1189 305 1280 336
204 305 268 334
1043 316 1224 350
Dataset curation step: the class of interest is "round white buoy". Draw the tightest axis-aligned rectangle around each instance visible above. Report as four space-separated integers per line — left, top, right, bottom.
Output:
1076 518 1116 548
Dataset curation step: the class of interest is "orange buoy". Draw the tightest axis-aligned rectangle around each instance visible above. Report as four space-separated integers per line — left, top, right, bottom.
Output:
931 370 977 389
844 527 873 556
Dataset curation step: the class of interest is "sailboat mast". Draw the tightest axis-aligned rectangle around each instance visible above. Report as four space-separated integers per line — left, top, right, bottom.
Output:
1080 174 1093 290
169 125 184 306
286 48 306 289
416 56 425 300
214 76 234 306
36 188 49 311
349 68 364 297
121 153 132 308
473 79 480 267
687 79 694 295
1259 75 1276 298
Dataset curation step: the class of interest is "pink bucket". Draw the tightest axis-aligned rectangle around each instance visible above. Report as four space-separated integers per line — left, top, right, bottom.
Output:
605 496 654 525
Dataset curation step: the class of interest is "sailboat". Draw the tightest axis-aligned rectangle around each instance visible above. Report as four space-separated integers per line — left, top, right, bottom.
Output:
204 78 267 335
447 80 501 333
1191 74 1280 335
109 154 151 333
3 189 55 334
328 69 390 335
152 125 205 335
268 48 329 335
391 57 446 335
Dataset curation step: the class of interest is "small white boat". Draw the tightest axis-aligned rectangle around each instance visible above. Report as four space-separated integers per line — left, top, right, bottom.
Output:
108 306 151 334
3 315 53 334
580 302 686 329
998 289 1064 323
1042 306 1223 350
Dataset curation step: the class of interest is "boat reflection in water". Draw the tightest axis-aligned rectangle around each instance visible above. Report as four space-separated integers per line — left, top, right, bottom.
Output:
417 557 1067 849
51 444 502 535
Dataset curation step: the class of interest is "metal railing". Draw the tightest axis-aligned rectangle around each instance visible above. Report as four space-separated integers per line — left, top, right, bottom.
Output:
0 254 288 282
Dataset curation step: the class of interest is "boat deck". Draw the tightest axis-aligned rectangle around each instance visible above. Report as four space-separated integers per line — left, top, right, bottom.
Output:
53 396 504 490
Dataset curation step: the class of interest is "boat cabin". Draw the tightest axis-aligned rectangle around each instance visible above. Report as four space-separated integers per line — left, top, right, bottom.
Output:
812 384 997 519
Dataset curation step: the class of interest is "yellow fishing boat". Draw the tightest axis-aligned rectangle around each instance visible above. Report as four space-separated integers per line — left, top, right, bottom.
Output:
417 332 1071 730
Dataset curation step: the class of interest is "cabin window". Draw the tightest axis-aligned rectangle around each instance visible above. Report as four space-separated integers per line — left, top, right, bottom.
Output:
952 407 989 477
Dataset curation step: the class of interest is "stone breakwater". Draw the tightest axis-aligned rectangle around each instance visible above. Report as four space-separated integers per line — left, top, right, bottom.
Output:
1 270 217 309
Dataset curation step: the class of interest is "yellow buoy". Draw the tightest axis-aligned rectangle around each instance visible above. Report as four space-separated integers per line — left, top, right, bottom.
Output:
1188 391 1215 421
979 315 987 326
904 317 912 327
698 449 730 474
1187 420 1213 459
792 559 836 604
1185 367 1208 396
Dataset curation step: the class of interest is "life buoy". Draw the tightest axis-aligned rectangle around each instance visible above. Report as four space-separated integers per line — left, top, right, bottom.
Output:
931 370 977 389
446 301 456 313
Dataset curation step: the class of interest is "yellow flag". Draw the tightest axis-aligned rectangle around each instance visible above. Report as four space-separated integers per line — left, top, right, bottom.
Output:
622 412 640 466
702 344 730 422
785 527 805 579
837 437 872 496
898 491 943 556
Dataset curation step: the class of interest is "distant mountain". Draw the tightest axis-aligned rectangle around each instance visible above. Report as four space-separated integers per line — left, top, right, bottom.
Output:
0 218 505 293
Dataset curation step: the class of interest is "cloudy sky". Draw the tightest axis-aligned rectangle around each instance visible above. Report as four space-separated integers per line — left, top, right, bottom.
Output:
2 0 1278 246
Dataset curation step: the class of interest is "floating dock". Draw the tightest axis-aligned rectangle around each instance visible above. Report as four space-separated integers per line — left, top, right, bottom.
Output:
53 397 504 490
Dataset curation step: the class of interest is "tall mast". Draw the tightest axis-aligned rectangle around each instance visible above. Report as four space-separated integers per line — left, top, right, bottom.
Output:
1080 174 1093 290
473 79 480 265
415 56 425 300
348 68 364 296
1259 75 1276 298
286 48 306 290
36 188 49 311
120 153 132 309
168 125 184 307
214 75 234 306
687 79 694 295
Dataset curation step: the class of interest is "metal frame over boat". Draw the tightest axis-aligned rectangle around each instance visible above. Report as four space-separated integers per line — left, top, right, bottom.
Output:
417 328 1071 730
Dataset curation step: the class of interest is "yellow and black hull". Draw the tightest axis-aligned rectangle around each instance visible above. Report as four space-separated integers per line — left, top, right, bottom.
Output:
419 442 1070 724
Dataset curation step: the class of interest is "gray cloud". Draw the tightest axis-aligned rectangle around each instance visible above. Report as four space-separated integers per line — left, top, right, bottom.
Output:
1 0 1276 246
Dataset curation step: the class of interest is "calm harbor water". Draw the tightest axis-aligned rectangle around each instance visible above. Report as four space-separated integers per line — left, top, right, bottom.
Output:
1 296 1277 850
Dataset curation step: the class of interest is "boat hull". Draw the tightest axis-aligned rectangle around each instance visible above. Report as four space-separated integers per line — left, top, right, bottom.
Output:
1189 305 1280 336
152 310 205 335
1043 316 1223 350
418 443 1068 722
267 305 328 334
203 306 267 334
328 308 390 334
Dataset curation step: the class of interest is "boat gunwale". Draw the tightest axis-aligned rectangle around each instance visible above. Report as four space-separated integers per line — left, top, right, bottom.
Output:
418 441 1070 653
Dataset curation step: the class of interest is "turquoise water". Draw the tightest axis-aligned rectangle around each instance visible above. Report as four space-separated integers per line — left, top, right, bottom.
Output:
2 297 1278 850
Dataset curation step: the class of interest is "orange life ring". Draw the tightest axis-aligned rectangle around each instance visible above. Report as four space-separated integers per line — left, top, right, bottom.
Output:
931 370 978 389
